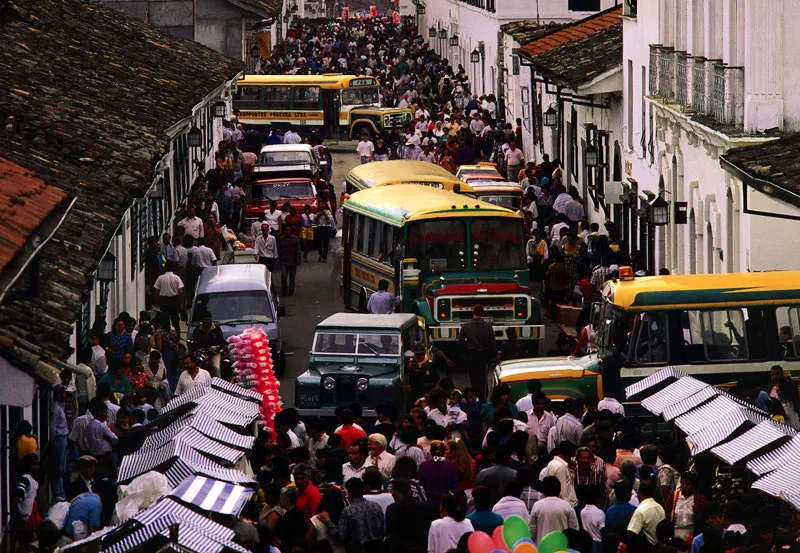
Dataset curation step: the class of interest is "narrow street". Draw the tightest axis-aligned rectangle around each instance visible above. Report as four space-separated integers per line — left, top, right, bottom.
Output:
276 148 355 407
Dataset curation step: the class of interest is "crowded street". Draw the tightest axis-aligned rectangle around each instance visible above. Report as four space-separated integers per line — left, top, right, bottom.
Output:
3 4 800 553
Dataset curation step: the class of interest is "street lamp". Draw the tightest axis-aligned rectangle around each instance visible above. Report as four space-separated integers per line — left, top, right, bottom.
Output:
583 141 600 168
450 34 459 47
429 26 436 38
250 44 261 61
96 252 117 283
470 48 481 63
150 178 165 200
649 195 670 226
543 103 558 127
187 125 202 148
416 3 425 14
438 28 447 40
213 101 226 118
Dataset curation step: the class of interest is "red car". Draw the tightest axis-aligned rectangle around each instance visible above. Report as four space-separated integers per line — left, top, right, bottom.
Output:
243 177 318 234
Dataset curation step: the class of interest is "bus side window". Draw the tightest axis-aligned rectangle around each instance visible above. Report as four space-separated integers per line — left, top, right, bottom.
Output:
630 312 669 365
699 309 748 360
263 86 290 109
294 87 321 109
370 221 384 260
236 86 261 110
776 306 800 359
366 219 378 258
353 214 364 255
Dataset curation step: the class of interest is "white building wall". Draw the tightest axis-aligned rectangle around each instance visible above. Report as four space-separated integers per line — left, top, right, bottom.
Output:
425 0 617 97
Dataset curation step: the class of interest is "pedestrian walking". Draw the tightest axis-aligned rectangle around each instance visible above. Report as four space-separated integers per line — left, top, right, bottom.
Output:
254 223 278 271
504 141 525 182
153 260 184 333
278 226 302 296
356 134 375 164
458 304 496 400
316 201 334 263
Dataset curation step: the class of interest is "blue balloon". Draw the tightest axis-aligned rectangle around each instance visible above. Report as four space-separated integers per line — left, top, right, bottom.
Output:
492 550 508 553
514 539 535 549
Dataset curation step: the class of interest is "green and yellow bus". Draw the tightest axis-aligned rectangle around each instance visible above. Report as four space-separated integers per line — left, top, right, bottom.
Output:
341 185 544 349
233 74 412 139
489 267 800 405
343 160 474 195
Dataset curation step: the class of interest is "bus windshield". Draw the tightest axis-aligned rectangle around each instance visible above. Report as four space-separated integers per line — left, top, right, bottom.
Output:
597 303 624 359
341 87 380 106
406 219 467 272
252 181 315 200
471 219 525 271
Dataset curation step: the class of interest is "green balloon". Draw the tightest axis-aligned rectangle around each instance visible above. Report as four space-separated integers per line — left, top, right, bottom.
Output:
538 531 568 553
502 516 530 550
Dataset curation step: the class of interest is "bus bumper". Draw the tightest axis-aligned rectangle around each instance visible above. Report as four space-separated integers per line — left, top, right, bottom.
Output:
430 324 545 341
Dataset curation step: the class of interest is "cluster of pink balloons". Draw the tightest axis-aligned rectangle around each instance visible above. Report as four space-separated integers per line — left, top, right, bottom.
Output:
228 328 282 437
467 519 568 553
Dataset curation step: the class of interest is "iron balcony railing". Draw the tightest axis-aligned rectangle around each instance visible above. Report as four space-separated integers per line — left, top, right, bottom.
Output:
691 56 707 114
649 45 659 96
658 46 675 100
675 52 688 106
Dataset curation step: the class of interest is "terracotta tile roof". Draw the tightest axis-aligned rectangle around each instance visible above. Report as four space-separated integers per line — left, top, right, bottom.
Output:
500 20 564 46
721 134 800 207
0 158 68 277
518 6 622 89
520 6 622 57
0 0 243 357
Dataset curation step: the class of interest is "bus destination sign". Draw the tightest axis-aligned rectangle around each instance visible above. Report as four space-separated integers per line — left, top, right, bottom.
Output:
350 78 376 87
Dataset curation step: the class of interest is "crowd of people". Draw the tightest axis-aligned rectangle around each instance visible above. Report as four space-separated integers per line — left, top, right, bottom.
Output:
8 13 800 553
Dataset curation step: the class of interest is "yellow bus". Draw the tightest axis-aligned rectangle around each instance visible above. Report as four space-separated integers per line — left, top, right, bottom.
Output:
341 185 544 350
489 267 800 408
343 160 474 195
233 74 412 139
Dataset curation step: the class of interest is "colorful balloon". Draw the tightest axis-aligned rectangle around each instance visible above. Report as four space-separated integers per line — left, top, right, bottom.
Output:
467 531 494 553
513 543 538 553
513 539 535 549
492 526 509 552
502 516 531 550
537 532 568 553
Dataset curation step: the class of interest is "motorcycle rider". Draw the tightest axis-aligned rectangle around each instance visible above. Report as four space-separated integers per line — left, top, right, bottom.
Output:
190 311 225 377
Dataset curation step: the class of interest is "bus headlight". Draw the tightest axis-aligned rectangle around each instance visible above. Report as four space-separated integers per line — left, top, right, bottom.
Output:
515 297 528 319
356 377 369 392
437 298 451 320
322 377 336 391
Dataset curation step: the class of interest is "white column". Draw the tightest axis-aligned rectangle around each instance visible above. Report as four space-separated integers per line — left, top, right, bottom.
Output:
744 0 784 130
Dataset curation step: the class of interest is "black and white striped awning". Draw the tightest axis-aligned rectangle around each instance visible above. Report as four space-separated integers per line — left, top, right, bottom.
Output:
630 367 800 513
662 385 719 420
747 435 800 475
641 376 710 415
712 420 797 465
170 475 254 516
674 396 744 434
625 366 687 399
211 377 263 403
143 412 255 452
685 409 766 455
160 383 210 415
103 498 247 553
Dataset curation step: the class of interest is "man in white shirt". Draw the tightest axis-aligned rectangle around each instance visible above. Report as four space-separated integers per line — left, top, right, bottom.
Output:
552 188 574 215
469 114 485 135
364 433 396 481
263 200 283 234
555 399 585 446
89 333 107 378
427 388 467 438
193 239 217 269
492 481 531 523
526 392 557 454
342 441 368 484
283 125 302 144
563 192 585 222
253 224 278 271
515 380 542 412
356 135 375 164
363 467 395 514
175 354 212 395
504 142 526 182
597 396 626 416
177 206 204 242
546 441 578 506
153 260 184 332
530 476 579 543
627 481 665 546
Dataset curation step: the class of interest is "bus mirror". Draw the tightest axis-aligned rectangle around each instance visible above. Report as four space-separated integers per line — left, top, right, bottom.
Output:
402 258 421 285
590 302 601 326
